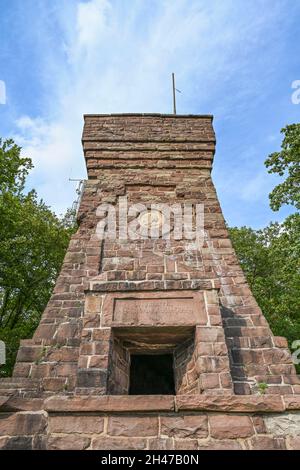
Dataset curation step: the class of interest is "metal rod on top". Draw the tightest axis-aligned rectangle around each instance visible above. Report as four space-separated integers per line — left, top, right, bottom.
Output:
172 72 176 115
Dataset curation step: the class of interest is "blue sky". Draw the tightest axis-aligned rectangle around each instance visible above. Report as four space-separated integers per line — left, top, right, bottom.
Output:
0 0 299 227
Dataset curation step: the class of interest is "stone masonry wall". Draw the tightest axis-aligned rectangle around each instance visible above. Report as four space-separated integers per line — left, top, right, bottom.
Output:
1 114 300 450
5 114 300 396
1 395 300 450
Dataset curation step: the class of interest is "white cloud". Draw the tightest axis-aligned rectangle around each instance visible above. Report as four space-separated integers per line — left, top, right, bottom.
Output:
76 0 111 50
0 80 6 105
12 0 290 215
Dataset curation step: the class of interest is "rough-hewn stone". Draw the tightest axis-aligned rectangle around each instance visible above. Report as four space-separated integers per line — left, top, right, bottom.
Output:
161 414 208 438
209 415 254 439
1 113 300 450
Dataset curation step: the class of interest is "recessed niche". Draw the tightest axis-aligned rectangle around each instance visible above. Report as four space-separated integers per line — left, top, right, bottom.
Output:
129 354 175 395
107 326 195 395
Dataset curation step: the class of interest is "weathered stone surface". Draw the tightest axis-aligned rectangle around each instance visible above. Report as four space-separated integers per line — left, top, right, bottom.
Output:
176 394 284 412
249 436 286 450
161 414 208 438
0 435 33 450
0 411 47 436
91 437 147 450
49 415 104 434
264 412 300 436
44 395 175 412
105 291 206 326
0 396 9 408
198 439 243 450
0 397 44 412
283 395 300 410
274 336 288 348
48 435 90 450
252 416 267 434
174 439 198 449
2 113 299 450
209 415 254 439
108 416 158 437
287 436 300 450
148 438 174 450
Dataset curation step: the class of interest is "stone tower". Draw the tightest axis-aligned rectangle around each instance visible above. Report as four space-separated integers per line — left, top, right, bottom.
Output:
0 114 300 450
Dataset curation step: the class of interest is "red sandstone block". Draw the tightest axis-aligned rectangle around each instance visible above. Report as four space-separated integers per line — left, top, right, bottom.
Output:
174 439 198 450
196 343 213 356
197 439 243 450
44 395 175 412
55 322 79 344
108 416 158 437
0 436 33 450
195 327 225 343
79 343 94 355
147 265 164 273
220 372 233 389
273 336 289 349
269 364 295 375
161 414 208 439
91 437 147 450
92 328 111 341
147 273 163 280
78 356 88 368
148 438 174 450
209 415 254 439
45 347 79 362
30 363 55 379
195 356 229 374
0 411 47 436
42 378 66 392
56 363 78 377
252 416 267 434
263 348 293 365
48 435 90 450
283 395 300 410
12 363 31 377
0 397 44 412
85 295 102 314
200 373 220 390
89 355 109 368
287 436 300 450
250 436 286 450
83 314 100 328
49 415 104 434
16 346 45 363
213 343 228 356
176 394 284 412
33 324 57 341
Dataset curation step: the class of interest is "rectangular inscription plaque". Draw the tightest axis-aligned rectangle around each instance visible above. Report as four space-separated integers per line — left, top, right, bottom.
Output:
107 291 207 326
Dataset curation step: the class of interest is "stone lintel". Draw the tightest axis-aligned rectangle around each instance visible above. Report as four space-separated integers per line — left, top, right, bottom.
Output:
44 395 175 413
39 394 300 414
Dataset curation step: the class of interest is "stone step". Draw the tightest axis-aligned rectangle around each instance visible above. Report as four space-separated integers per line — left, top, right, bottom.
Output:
0 378 39 390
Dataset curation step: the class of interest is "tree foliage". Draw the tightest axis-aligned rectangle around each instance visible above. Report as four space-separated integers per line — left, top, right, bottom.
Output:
229 213 300 347
231 121 300 353
265 123 300 211
0 139 76 376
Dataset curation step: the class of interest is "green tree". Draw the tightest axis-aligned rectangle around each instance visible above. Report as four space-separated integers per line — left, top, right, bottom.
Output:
265 123 300 211
0 138 76 376
229 215 300 348
231 121 300 354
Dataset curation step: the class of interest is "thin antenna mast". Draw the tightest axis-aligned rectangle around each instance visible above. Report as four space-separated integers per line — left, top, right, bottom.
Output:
172 73 176 115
